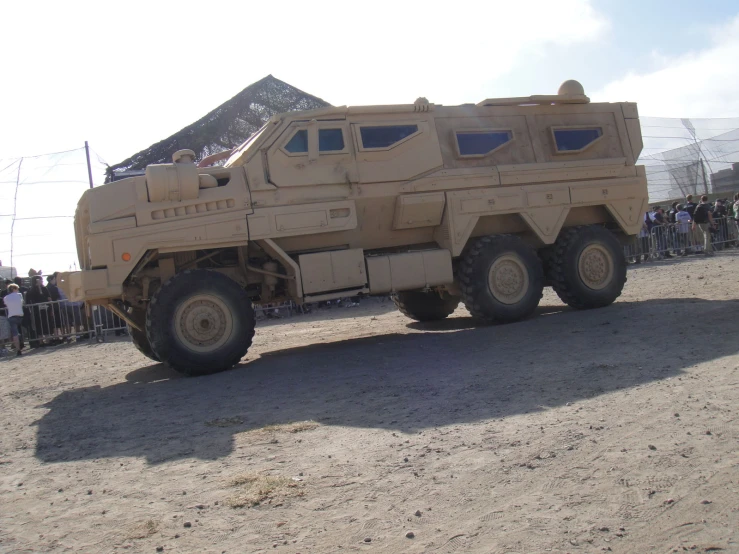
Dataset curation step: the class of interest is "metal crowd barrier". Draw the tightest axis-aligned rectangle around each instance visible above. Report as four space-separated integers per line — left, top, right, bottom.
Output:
0 308 10 353
0 299 130 355
90 304 128 340
624 216 739 262
24 299 95 347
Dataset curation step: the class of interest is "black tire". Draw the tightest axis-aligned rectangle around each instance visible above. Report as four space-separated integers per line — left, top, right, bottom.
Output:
457 235 544 323
127 308 159 362
129 324 160 362
547 225 626 309
393 290 460 322
146 269 255 376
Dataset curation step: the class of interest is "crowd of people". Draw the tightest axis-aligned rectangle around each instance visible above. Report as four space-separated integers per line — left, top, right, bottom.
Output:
0 271 91 355
633 194 739 261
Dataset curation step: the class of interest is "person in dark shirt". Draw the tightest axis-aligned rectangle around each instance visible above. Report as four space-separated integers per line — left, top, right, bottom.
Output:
650 207 672 258
26 276 52 345
712 200 729 248
685 194 697 217
713 199 727 218
692 195 715 256
668 202 678 224
46 273 64 338
13 277 28 296
0 279 12 307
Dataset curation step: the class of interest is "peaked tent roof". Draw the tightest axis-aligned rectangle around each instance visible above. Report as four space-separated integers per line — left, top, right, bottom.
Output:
106 75 331 180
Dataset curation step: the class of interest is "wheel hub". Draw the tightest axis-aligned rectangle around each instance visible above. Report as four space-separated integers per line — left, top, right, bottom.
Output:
578 243 614 290
174 294 233 353
487 254 529 305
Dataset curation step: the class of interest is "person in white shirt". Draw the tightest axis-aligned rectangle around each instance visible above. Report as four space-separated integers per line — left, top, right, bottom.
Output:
4 283 24 355
675 204 692 257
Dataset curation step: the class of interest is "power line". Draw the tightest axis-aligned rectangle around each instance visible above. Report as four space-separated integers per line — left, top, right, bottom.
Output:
0 214 72 219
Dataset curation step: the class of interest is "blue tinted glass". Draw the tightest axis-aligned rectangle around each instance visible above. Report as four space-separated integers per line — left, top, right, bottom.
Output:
285 129 308 153
360 125 418 149
554 128 602 152
319 129 345 151
456 131 512 156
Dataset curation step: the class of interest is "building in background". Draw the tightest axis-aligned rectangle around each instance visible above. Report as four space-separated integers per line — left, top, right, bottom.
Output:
0 265 18 280
711 162 739 194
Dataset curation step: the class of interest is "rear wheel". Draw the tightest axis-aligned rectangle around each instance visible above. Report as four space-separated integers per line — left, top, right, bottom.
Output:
393 290 460 322
457 235 544 323
146 269 255 376
547 225 626 309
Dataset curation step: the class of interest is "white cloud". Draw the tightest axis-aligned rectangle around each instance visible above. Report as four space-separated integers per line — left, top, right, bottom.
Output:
593 15 739 117
0 0 607 163
0 0 608 273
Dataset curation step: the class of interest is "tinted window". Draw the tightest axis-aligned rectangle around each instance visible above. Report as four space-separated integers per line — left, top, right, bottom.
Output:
554 128 602 152
360 125 418 149
319 129 345 152
285 129 308 153
456 131 512 156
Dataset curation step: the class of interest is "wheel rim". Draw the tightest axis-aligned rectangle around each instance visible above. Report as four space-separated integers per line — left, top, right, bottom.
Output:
174 294 234 353
577 243 614 290
487 254 530 305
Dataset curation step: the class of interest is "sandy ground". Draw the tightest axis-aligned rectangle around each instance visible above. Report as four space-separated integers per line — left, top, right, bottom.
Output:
1 252 738 554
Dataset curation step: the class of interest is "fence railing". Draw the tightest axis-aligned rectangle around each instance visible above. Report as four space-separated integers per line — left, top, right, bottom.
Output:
0 300 127 355
624 216 738 262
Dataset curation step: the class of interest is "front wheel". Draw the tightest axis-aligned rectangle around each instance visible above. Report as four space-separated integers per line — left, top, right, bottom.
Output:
127 308 159 362
146 269 256 376
546 226 626 309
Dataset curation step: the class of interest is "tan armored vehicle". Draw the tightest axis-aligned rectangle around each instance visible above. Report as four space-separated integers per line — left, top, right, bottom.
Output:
60 80 648 375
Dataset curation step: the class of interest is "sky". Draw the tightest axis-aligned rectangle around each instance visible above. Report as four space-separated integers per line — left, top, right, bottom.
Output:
1 0 739 273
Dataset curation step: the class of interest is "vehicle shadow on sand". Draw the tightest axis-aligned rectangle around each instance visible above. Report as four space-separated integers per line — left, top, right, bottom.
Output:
34 297 739 465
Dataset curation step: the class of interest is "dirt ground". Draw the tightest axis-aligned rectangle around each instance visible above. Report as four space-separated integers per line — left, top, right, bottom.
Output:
1 252 738 554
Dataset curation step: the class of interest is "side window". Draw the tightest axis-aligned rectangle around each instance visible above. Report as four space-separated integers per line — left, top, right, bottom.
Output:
553 127 603 153
284 129 308 153
360 125 419 149
319 129 345 152
456 130 512 157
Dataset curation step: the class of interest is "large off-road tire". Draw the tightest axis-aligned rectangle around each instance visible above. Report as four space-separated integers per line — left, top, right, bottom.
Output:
457 235 544 323
146 269 255 376
393 290 460 322
127 308 159 362
547 225 626 309
129 325 160 361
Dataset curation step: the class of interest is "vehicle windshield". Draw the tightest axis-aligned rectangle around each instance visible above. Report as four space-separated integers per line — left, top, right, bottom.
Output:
224 123 270 167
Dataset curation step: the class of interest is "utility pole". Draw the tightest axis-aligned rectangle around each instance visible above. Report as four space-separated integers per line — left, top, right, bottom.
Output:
700 159 709 197
84 141 94 189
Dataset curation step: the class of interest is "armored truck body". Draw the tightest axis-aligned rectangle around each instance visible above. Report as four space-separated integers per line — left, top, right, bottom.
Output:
60 80 648 375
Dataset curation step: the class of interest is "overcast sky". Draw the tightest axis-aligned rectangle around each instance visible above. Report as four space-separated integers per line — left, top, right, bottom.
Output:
1 0 738 273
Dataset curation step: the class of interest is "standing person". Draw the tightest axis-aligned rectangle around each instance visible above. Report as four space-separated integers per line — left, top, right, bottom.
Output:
667 202 679 224
733 193 739 244
26 276 52 346
685 194 697 218
13 276 28 296
675 204 692 256
4 283 24 356
649 206 671 258
638 213 651 262
713 199 728 248
692 195 715 256
0 279 12 304
10 277 28 349
667 202 679 254
46 273 65 341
